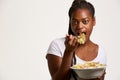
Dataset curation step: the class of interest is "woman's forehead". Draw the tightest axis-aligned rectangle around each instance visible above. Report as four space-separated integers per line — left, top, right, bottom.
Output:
71 9 92 19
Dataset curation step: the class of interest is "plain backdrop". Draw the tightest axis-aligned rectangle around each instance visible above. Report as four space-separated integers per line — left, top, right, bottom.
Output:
0 0 120 80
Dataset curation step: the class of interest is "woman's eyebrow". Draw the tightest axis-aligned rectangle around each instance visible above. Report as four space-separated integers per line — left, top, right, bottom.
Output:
72 17 89 21
82 17 89 19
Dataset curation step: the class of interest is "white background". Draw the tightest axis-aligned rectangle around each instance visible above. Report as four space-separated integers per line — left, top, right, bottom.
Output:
0 0 120 80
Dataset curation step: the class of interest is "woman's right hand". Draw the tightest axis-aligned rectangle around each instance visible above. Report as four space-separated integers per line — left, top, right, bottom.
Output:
65 34 79 53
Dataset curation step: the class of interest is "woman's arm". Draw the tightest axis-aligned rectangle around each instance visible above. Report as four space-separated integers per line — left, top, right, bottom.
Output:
46 35 79 80
97 71 106 80
46 51 73 80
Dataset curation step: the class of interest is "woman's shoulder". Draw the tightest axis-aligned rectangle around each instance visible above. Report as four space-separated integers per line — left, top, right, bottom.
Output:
95 43 107 64
52 37 65 42
47 37 66 57
97 43 106 52
50 37 65 46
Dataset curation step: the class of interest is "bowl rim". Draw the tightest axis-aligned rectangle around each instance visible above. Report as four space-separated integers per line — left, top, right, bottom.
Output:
70 66 106 70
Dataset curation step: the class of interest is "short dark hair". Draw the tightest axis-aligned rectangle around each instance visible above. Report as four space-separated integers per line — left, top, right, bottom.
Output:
68 0 95 35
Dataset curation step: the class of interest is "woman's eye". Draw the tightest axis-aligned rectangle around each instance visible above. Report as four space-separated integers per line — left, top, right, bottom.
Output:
72 20 78 25
82 20 89 25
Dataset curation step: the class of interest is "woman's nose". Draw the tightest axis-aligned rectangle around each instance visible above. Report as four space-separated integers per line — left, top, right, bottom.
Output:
77 22 84 29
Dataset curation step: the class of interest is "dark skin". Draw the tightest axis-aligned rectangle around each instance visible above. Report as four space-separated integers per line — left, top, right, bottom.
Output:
46 9 106 80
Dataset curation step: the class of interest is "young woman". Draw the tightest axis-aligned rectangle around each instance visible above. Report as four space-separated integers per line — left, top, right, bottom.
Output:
46 0 107 80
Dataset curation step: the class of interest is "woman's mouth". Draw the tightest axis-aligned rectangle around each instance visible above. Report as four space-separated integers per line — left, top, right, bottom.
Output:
77 32 86 35
77 32 86 44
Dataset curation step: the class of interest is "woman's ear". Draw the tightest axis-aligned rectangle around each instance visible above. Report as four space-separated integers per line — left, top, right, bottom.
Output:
93 17 96 26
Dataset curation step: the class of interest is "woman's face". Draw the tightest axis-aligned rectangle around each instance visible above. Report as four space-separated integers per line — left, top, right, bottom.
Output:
70 8 96 41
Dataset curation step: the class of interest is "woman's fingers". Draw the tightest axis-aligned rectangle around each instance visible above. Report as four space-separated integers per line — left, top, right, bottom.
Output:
72 37 78 46
65 34 78 47
68 35 74 45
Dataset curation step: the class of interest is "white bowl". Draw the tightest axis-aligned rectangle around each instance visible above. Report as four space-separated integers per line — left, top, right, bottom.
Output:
70 66 106 79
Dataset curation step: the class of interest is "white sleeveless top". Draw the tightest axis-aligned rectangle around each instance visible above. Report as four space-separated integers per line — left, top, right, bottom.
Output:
47 37 107 80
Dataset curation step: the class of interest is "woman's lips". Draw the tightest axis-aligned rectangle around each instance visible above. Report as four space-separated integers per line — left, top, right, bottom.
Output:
75 29 86 35
77 32 86 35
